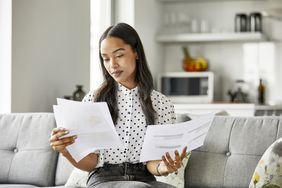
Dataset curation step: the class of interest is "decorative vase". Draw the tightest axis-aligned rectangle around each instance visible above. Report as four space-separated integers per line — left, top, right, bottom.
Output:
72 85 86 101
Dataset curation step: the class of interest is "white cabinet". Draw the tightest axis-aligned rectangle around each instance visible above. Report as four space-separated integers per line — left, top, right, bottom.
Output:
174 103 255 117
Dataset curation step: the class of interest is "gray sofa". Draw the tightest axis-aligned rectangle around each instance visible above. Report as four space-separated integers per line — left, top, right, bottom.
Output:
0 113 281 188
0 113 73 188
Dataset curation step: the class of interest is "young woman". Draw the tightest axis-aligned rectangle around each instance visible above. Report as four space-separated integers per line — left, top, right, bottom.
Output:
49 23 187 188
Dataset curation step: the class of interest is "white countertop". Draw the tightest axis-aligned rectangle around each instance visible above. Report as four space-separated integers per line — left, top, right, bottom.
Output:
174 103 255 109
255 105 282 110
173 103 255 117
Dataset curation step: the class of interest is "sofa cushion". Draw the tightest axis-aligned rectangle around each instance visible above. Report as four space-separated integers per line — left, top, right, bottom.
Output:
249 137 282 188
0 185 66 188
0 113 58 187
0 184 37 188
184 116 282 188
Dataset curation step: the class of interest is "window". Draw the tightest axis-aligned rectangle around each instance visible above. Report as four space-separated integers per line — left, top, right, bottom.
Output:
90 0 113 90
0 0 11 113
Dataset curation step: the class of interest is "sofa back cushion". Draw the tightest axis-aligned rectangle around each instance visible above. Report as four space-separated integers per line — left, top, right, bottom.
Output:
0 113 58 187
184 116 282 188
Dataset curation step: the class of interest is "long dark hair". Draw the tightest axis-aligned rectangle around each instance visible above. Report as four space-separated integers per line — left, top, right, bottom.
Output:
94 23 155 125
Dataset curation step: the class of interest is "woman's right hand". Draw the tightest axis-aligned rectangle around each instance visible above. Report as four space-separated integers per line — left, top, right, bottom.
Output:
49 127 77 154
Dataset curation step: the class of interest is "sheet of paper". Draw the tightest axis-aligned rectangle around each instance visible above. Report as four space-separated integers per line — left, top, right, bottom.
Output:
139 114 214 162
53 98 122 162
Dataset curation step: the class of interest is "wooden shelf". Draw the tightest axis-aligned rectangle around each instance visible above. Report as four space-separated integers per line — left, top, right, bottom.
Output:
156 32 267 43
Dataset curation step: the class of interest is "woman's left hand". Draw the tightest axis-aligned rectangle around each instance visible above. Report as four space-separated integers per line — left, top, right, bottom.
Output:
157 146 188 176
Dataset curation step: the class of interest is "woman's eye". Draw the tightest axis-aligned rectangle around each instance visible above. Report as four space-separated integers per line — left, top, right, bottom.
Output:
103 58 110 62
116 54 124 58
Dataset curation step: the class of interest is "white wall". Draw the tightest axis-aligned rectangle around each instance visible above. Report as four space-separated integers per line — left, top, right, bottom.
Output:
113 0 163 88
12 0 90 112
135 0 163 88
114 0 135 26
0 0 12 113
90 0 112 90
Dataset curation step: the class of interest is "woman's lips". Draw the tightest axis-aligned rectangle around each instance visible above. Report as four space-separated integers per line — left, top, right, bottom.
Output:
111 70 122 77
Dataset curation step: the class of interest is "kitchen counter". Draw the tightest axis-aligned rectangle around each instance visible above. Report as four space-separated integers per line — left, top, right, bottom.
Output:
174 103 282 117
255 104 282 110
174 103 255 117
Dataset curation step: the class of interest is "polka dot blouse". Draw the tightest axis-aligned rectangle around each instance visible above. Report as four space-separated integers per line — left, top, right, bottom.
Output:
82 83 176 167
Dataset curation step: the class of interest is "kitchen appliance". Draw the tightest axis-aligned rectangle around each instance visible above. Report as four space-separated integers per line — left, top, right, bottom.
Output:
158 72 214 104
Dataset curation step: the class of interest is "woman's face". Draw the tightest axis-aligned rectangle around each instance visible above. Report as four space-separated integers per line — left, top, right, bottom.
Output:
100 37 138 89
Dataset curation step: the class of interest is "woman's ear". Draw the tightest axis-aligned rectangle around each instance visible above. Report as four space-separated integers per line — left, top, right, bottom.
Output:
135 51 139 60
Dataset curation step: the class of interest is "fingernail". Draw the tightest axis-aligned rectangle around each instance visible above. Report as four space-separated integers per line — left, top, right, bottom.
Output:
64 130 69 134
73 135 77 139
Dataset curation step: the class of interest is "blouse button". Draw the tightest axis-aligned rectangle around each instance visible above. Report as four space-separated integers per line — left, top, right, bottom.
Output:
13 148 18 153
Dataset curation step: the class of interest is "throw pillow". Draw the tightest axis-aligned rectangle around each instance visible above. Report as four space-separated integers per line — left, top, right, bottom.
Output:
249 137 282 188
65 168 88 188
155 152 191 188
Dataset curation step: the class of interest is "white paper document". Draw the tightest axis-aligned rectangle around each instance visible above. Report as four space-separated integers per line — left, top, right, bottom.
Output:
139 114 214 162
53 98 122 162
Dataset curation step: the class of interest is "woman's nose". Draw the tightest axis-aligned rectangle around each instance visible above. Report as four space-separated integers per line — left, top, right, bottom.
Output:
110 59 118 68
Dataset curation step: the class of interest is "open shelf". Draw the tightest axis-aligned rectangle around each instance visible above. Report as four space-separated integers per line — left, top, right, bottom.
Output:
157 0 265 2
156 32 267 43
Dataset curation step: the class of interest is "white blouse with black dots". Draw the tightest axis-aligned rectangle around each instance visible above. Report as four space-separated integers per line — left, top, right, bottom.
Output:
82 84 176 167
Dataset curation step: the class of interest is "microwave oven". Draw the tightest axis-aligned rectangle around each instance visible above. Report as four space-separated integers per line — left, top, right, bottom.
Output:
158 72 214 104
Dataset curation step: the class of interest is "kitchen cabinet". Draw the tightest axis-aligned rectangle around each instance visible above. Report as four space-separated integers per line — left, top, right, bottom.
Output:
255 105 282 116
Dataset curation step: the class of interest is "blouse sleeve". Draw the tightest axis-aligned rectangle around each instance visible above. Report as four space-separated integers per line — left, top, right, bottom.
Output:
82 90 95 102
151 91 176 125
82 90 105 168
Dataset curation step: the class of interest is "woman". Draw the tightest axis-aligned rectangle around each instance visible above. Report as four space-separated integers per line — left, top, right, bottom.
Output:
49 23 187 188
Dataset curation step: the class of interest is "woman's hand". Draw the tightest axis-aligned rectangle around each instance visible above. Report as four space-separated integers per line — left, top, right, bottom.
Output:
49 127 77 155
157 146 188 176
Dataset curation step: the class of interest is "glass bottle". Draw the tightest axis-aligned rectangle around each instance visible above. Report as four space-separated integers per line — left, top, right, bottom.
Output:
249 12 262 32
235 13 248 32
73 85 86 101
258 78 265 105
182 47 193 71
